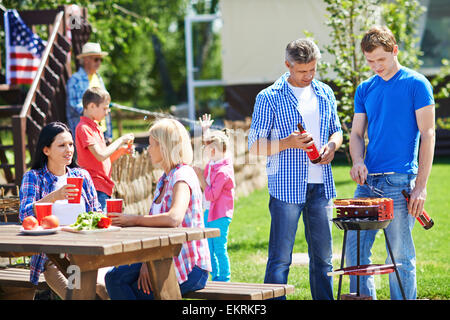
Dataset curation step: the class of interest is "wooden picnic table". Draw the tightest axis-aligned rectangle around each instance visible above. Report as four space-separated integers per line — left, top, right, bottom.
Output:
0 224 219 300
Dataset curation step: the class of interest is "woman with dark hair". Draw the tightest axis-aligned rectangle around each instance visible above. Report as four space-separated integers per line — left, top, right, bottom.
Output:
31 122 78 170
19 121 108 299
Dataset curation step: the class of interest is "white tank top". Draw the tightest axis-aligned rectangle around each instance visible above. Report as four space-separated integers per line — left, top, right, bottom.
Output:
288 82 324 183
151 201 163 215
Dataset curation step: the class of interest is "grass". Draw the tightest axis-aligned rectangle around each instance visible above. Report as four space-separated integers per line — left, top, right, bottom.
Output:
227 157 450 300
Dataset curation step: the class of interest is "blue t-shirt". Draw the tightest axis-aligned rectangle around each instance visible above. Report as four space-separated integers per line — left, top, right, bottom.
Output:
354 67 434 174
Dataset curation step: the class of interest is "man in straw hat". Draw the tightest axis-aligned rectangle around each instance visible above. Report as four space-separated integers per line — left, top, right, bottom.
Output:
66 42 113 143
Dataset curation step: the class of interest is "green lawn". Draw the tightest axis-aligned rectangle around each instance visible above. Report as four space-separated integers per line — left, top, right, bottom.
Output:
228 157 450 300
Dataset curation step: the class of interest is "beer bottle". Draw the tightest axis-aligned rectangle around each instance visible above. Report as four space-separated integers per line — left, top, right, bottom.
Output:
401 190 434 230
297 123 321 164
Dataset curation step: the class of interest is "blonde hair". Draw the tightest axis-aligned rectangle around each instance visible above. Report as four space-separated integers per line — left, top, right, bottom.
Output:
149 118 193 169
205 129 230 153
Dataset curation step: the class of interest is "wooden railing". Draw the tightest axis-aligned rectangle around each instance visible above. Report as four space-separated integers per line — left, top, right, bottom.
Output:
11 10 71 186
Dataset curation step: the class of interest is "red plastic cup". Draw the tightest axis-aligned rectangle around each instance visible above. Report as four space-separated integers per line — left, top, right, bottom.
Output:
35 203 53 225
106 199 123 215
67 177 83 203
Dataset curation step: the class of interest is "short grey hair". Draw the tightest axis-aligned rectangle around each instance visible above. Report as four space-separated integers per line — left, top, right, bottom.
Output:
285 38 321 65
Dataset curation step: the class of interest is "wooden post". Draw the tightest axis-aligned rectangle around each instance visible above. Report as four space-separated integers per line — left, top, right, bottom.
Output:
116 108 123 137
146 258 182 300
66 269 98 300
12 116 27 186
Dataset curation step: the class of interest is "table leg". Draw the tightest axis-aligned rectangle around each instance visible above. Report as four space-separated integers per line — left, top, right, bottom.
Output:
146 258 182 300
66 269 98 300
47 254 70 278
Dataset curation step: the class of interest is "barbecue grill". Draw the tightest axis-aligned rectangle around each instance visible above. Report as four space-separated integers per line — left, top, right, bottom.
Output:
330 198 406 300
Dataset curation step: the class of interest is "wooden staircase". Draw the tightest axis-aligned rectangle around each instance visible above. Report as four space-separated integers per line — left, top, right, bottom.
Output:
0 6 91 194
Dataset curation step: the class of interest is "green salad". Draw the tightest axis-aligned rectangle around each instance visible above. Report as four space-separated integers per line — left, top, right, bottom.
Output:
70 211 106 230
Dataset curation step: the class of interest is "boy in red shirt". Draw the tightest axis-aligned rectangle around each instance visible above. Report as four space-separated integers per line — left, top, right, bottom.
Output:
75 87 134 210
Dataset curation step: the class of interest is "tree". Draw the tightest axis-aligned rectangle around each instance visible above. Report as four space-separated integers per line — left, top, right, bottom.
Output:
381 0 425 70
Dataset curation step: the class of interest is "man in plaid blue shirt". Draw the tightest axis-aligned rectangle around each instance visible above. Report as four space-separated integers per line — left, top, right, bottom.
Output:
248 39 342 300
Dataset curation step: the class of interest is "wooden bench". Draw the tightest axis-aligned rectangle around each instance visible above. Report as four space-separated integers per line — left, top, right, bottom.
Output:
183 281 295 300
0 267 48 300
0 269 295 300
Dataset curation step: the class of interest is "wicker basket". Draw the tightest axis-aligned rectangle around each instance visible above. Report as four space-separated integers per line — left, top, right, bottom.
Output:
0 187 20 223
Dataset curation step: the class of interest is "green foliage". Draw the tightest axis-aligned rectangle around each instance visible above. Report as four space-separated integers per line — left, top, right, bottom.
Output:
436 117 450 131
381 0 425 70
432 59 450 130
431 59 450 106
80 1 158 108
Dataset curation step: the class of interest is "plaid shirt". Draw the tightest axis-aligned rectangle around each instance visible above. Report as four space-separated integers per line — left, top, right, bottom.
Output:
66 67 112 139
248 73 342 204
19 165 101 285
150 164 211 284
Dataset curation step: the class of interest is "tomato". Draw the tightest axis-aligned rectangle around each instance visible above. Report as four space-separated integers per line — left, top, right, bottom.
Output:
97 217 112 229
22 216 39 230
41 215 60 229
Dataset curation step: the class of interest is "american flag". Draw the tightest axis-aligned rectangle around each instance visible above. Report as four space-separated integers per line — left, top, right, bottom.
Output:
4 9 46 85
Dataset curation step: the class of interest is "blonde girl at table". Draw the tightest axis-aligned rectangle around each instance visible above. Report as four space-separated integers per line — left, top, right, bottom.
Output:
105 118 211 299
19 121 109 300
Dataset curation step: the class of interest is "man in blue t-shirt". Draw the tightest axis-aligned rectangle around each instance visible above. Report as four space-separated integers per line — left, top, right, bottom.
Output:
347 26 435 300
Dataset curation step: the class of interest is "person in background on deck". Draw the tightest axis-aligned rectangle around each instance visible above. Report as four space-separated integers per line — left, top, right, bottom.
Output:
67 42 112 143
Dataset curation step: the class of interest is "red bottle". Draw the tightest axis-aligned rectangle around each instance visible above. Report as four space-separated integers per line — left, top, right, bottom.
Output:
401 190 434 230
297 123 321 164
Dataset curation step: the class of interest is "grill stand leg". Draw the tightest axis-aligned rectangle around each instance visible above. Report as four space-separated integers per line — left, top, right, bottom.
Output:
337 230 347 300
383 229 407 300
357 230 360 296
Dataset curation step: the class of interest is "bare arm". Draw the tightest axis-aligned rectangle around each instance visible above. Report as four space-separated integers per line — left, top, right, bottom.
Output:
408 105 435 217
249 131 315 157
193 166 207 190
88 133 134 162
349 113 369 185
35 184 79 204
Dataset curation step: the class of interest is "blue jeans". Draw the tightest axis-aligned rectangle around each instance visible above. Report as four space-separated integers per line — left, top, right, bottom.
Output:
105 263 209 300
204 210 232 282
96 190 110 212
345 173 417 300
265 184 334 300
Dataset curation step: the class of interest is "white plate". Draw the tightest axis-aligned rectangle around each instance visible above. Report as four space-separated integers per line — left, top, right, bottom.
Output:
60 226 121 234
19 226 60 235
